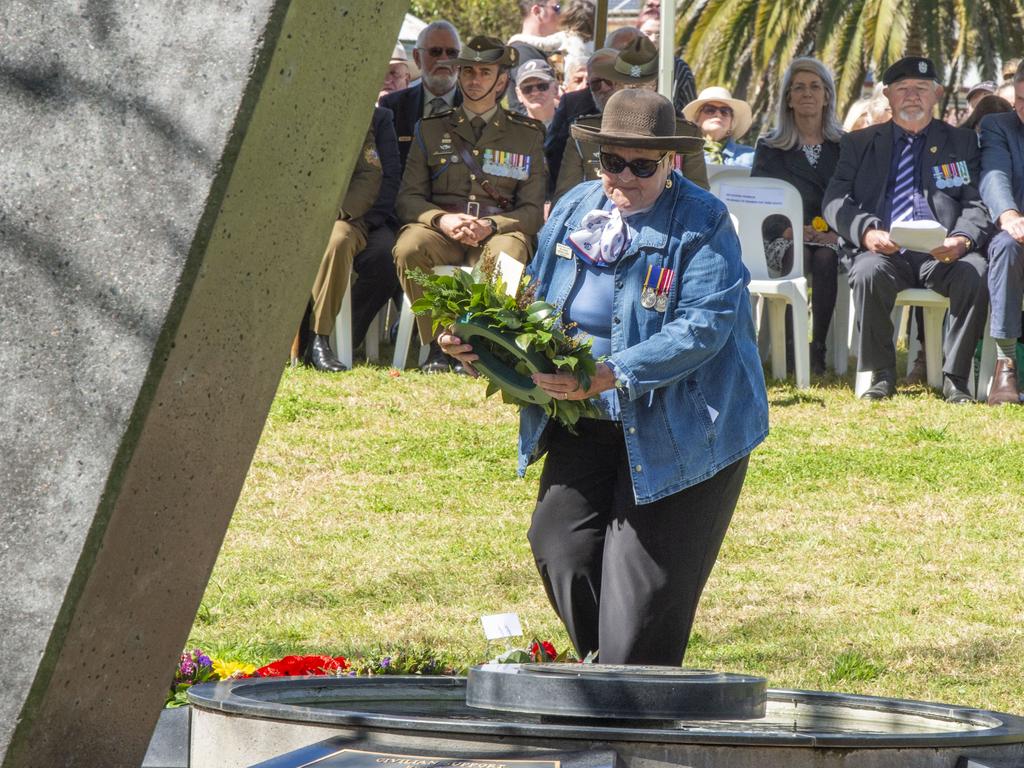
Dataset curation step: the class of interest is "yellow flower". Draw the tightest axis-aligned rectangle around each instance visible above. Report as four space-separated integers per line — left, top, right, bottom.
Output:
812 216 829 233
211 658 257 679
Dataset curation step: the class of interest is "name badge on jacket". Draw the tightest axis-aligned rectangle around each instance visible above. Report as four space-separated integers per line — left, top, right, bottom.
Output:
932 160 970 188
482 149 531 180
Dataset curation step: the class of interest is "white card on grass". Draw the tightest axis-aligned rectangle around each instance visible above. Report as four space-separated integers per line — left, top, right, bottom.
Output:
481 612 523 640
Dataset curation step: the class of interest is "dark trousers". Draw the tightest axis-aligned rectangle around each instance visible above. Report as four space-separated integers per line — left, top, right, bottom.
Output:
988 231 1024 340
528 419 749 666
848 249 988 378
349 225 400 348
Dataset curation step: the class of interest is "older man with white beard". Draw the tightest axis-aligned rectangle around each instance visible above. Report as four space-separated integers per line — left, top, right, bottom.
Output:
380 20 464 173
824 56 993 403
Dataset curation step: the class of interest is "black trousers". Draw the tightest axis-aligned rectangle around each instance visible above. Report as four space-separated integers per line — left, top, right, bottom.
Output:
528 419 750 665
849 249 988 378
350 225 400 349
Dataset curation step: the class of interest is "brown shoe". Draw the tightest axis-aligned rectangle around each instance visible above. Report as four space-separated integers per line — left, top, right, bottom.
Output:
987 358 1022 405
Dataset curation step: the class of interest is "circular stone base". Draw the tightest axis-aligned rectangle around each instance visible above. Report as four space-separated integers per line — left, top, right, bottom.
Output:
466 663 767 720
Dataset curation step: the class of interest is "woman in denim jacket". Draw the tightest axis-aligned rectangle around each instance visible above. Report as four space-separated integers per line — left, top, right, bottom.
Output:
441 89 768 665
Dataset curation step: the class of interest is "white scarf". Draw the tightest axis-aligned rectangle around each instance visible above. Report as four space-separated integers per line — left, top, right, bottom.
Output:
568 207 627 265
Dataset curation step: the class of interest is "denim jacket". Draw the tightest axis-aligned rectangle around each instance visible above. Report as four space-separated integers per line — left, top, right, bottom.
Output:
517 173 769 504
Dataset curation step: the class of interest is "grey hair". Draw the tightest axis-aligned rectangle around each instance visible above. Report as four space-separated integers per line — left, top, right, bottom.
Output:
762 57 844 150
416 20 461 50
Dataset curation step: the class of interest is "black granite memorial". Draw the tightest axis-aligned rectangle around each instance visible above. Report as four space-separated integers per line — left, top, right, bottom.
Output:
187 669 1024 768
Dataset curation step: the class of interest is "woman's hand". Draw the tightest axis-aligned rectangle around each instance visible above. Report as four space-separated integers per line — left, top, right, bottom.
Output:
437 331 479 376
532 362 617 401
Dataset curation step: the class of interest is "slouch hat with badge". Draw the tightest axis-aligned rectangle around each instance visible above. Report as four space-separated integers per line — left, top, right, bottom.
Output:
453 36 519 70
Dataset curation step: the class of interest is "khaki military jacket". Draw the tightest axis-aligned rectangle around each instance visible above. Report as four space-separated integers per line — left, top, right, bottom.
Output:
553 113 709 203
340 125 383 222
396 106 546 236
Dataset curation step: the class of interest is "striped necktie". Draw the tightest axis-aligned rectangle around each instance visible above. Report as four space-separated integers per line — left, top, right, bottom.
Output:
890 134 919 225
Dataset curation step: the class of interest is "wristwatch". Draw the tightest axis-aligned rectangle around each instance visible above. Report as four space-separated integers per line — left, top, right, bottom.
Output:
483 218 498 236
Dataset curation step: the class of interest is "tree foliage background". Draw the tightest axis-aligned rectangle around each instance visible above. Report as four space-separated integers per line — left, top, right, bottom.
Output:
409 0 522 43
677 0 1024 131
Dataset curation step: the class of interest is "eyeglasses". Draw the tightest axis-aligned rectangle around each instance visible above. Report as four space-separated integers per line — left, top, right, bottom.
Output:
420 46 460 58
589 77 613 92
520 82 551 95
599 151 667 178
547 3 562 12
699 104 733 117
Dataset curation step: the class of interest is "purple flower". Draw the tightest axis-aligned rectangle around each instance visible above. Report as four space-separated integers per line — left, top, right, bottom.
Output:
380 657 391 668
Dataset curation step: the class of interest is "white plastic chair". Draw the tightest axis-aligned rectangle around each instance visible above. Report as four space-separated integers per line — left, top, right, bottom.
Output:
329 275 389 368
392 253 525 370
713 176 809 388
706 164 752 183
826 276 851 375
852 288 948 397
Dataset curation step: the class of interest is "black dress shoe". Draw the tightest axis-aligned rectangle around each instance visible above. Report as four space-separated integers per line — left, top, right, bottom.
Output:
860 368 896 400
942 374 974 404
304 334 347 372
420 342 452 374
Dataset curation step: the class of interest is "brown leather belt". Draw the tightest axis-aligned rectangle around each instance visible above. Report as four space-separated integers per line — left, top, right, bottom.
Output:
439 202 506 217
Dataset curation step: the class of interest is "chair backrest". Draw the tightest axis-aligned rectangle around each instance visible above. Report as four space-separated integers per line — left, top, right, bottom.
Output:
710 175 804 281
705 164 752 182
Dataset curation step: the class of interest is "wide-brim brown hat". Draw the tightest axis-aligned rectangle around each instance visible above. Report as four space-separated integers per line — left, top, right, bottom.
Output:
682 86 753 139
453 36 518 68
589 36 659 85
571 89 705 152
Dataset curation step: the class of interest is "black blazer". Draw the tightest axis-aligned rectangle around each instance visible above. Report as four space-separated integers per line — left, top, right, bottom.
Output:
823 119 994 251
363 106 401 230
544 88 596 196
379 83 463 174
752 139 840 226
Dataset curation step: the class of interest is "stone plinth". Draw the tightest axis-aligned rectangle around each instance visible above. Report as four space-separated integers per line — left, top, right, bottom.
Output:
0 1 405 765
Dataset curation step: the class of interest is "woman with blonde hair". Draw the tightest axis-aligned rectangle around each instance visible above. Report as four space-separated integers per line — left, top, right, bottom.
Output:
752 56 844 375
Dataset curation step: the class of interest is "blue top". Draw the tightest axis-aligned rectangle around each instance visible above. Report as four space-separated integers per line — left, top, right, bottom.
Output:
518 173 770 505
564 257 620 420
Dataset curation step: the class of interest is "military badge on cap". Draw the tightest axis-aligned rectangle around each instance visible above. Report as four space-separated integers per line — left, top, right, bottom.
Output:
453 36 518 68
590 36 659 85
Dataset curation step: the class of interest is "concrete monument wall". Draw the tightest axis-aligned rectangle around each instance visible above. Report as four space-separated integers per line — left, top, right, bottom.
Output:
0 1 405 765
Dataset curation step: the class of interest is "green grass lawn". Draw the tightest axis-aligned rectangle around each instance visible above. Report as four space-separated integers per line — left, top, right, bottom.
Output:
189 362 1024 713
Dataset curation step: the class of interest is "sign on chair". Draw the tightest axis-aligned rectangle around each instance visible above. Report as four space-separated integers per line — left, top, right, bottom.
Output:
718 184 787 207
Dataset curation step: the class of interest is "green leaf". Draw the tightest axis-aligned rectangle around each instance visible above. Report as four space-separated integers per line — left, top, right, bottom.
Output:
515 332 534 351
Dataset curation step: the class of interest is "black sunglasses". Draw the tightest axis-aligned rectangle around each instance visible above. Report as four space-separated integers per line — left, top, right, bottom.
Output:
699 104 733 117
589 77 613 92
420 46 459 58
548 3 562 12
520 82 551 95
598 151 667 178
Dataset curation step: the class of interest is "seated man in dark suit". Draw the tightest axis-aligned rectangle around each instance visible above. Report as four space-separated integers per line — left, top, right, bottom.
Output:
379 20 463 174
544 26 642 195
824 57 992 403
979 59 1024 405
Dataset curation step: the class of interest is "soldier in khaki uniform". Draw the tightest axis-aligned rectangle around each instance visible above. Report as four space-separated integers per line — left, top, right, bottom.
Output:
307 106 400 371
554 39 707 204
393 36 547 373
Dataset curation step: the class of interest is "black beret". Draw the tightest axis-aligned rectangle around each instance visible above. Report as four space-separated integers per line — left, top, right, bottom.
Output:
882 57 939 85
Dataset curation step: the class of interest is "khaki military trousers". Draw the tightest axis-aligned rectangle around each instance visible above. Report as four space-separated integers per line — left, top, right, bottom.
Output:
393 223 533 344
310 219 368 336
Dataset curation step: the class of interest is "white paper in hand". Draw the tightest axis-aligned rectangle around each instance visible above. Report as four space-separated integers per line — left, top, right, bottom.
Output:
481 612 523 640
890 220 947 253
